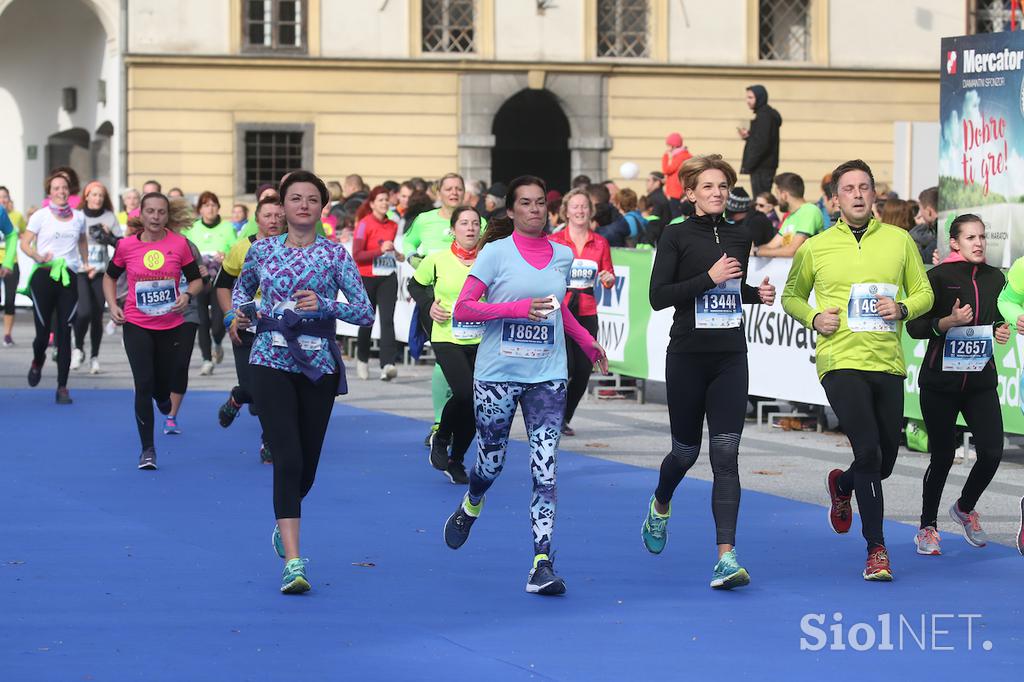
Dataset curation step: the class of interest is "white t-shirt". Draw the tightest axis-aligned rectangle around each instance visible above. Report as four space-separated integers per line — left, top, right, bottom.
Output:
27 208 86 273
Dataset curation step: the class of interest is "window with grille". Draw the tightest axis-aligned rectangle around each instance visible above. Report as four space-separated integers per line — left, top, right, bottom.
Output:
242 130 304 195
596 0 649 58
243 0 306 53
970 1 1014 33
422 0 475 54
758 0 810 62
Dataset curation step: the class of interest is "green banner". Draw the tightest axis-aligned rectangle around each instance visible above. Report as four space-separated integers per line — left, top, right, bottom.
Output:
600 248 653 379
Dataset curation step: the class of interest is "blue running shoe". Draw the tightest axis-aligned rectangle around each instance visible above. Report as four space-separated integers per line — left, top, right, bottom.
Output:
281 558 310 594
526 558 566 596
641 495 670 554
272 525 285 558
710 549 750 590
163 416 181 435
444 495 482 549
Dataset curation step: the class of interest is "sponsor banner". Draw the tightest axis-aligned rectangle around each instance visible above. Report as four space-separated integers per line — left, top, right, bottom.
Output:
337 260 416 343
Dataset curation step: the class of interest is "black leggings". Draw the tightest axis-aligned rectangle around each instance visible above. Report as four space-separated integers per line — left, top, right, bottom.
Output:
2 264 18 315
123 322 185 450
230 332 257 408
29 268 78 388
170 322 198 395
821 369 904 548
356 274 397 367
920 387 1003 528
195 288 225 362
432 341 478 462
252 365 339 519
74 272 105 358
656 351 747 546
565 314 599 425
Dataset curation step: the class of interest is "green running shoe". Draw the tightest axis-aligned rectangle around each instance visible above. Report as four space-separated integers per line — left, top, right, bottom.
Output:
641 496 670 554
710 549 750 590
281 558 310 594
272 525 285 558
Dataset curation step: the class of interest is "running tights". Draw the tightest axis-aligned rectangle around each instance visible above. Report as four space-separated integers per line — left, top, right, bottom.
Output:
230 332 257 410
919 388 1003 529
821 369 903 548
29 268 78 388
195 288 225 362
74 273 105 358
122 322 185 449
2 264 18 315
469 380 566 557
356 274 397 367
170 322 198 395
655 352 747 546
252 366 338 519
431 342 478 462
565 314 599 425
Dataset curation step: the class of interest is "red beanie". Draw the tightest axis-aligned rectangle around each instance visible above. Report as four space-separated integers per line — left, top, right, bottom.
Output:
665 132 683 148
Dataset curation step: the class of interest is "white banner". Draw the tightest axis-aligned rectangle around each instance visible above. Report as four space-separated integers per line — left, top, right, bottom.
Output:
595 265 629 362
336 260 416 343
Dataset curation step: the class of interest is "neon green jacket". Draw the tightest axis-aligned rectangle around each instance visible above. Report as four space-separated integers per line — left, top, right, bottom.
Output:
997 256 1024 324
781 218 934 379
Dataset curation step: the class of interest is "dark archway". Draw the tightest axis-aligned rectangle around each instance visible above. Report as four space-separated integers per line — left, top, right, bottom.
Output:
491 89 570 193
46 127 91 186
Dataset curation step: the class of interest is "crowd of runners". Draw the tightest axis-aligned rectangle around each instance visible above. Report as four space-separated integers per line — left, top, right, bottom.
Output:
2 152 1023 597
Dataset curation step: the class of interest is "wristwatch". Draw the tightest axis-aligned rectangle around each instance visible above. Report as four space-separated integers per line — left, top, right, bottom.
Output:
897 302 909 320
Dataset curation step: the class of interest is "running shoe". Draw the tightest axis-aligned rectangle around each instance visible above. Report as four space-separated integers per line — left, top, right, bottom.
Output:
826 468 853 534
272 525 285 558
444 495 482 549
280 558 310 594
710 549 750 590
218 396 241 428
914 526 941 556
444 460 469 485
138 447 158 470
27 361 41 387
356 360 369 380
2 335 13 347
199 361 214 376
526 558 566 596
424 423 439 448
949 501 988 548
641 495 670 554
863 545 893 581
260 442 273 464
163 416 181 435
55 387 72 405
380 364 397 381
1017 496 1024 556
429 433 451 471
89 357 100 374
70 348 84 370
561 423 575 437
213 343 224 364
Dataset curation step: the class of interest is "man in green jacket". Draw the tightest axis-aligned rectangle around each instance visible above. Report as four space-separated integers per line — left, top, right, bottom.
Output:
782 159 933 582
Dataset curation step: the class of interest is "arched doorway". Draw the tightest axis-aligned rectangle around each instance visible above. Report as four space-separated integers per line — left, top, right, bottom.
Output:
92 121 114 188
491 89 570 193
46 128 91 187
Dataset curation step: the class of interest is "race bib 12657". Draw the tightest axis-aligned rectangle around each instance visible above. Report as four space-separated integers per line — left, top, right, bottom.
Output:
942 325 993 372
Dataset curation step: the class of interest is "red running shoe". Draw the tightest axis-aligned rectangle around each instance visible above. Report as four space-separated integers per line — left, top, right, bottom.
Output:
863 545 893 581
826 469 853 534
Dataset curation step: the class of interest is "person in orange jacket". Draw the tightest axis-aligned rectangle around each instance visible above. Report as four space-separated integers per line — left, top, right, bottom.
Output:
661 132 692 217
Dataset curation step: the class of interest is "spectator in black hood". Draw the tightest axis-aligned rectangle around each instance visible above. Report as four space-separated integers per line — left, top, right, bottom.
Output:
738 85 783 198
911 186 938 264
726 187 775 247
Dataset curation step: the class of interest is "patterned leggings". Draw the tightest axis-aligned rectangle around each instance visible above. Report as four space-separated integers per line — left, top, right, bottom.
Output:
469 380 566 557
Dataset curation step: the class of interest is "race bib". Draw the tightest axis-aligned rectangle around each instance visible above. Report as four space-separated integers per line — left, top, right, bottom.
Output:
568 258 599 290
372 254 397 276
500 319 555 358
695 279 742 329
270 301 323 351
87 244 108 267
847 283 898 333
451 317 484 341
942 325 993 372
135 279 177 316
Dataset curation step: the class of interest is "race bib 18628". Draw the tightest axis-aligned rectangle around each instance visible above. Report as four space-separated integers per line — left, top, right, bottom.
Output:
695 279 742 329
847 282 898 333
500 319 555 358
942 325 993 372
568 258 598 290
135 279 177 316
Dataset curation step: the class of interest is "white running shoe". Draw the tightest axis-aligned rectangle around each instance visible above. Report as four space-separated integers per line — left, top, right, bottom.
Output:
199 361 215 376
356 360 369 380
89 357 101 374
914 526 941 555
380 364 397 381
70 348 84 370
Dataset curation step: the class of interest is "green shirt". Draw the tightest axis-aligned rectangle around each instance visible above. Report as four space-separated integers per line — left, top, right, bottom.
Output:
413 249 481 346
997 256 1024 324
405 208 487 258
779 202 824 244
781 218 934 380
183 219 237 256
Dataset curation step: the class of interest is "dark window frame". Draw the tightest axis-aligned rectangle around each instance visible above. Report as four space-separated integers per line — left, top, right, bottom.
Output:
757 0 811 62
596 0 650 59
242 0 308 54
421 0 476 55
969 0 1015 33
235 123 314 199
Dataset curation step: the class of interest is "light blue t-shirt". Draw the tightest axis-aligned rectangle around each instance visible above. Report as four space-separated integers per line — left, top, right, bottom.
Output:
469 235 574 384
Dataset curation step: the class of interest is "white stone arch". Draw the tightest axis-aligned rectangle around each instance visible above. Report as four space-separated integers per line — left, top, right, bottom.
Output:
0 0 118 38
